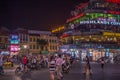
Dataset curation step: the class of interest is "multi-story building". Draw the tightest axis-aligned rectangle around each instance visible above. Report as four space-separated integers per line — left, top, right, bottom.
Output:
60 0 120 61
28 30 59 55
0 27 59 55
12 28 29 55
0 27 10 55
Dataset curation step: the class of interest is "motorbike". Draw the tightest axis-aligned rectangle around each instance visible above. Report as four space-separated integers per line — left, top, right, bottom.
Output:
15 63 24 75
62 62 70 74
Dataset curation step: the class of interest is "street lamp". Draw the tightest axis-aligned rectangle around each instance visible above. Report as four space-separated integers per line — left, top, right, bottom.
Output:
23 45 29 55
23 45 27 49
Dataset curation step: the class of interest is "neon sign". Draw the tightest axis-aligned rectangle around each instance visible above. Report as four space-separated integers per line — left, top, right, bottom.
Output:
61 34 69 38
79 20 120 25
107 0 120 4
10 45 19 52
52 26 65 33
103 32 120 36
66 13 84 23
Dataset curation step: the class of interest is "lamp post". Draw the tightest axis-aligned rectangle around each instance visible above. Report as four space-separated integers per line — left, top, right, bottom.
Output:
23 45 29 55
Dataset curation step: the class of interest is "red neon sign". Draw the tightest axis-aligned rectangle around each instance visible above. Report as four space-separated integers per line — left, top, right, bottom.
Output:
66 13 84 23
61 34 69 38
109 11 120 15
107 0 120 4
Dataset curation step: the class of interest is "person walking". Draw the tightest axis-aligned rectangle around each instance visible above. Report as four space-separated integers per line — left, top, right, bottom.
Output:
85 56 92 75
48 56 56 80
101 57 105 70
22 56 28 72
56 54 63 80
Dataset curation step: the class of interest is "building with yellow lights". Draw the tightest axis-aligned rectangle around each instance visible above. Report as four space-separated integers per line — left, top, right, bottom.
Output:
28 30 59 55
59 0 120 61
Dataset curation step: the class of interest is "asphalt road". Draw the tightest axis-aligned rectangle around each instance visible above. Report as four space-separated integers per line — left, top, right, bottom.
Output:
0 62 120 80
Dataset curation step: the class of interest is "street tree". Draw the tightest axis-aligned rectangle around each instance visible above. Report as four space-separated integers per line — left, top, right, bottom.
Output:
36 39 48 53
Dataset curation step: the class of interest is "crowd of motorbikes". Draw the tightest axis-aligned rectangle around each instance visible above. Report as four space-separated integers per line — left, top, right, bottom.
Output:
15 60 47 74
15 56 74 75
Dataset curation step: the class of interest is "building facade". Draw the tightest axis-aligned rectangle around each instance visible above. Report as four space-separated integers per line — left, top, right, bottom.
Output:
28 30 59 55
0 27 59 55
60 0 120 61
0 27 10 55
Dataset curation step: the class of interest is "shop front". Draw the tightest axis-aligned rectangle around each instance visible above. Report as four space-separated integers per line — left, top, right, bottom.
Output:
59 45 80 58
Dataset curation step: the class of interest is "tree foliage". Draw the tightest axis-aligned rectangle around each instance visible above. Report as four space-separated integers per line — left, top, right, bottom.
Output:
36 39 48 51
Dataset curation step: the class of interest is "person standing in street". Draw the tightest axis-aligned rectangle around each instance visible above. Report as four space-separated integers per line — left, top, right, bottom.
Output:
0 55 4 74
101 57 105 70
48 56 56 80
85 56 91 75
56 54 63 80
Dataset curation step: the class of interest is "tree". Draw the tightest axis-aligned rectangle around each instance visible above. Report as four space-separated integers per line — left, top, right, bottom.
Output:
36 39 48 52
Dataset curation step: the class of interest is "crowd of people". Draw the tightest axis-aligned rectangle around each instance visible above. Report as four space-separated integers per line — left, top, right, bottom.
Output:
48 54 74 80
0 53 75 80
1 53 119 80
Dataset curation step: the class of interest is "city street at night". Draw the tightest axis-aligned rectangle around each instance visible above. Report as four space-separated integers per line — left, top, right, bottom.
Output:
0 0 120 80
1 62 120 80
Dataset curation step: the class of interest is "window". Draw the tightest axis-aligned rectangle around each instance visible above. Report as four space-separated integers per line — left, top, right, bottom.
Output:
33 45 35 49
50 46 52 50
5 38 8 42
53 46 55 50
30 45 32 49
49 39 51 43
55 46 57 50
26 35 28 42
37 45 39 49
45 46 47 50
33 38 36 42
30 38 32 42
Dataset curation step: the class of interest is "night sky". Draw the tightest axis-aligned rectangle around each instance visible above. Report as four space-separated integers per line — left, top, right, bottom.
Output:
0 0 89 31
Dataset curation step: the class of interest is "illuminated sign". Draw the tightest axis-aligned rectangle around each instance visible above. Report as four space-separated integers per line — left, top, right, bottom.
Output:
52 26 65 33
10 45 19 52
66 13 84 23
67 13 120 28
107 0 120 4
109 11 120 15
103 32 120 36
10 35 19 44
79 20 120 25
61 34 69 38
